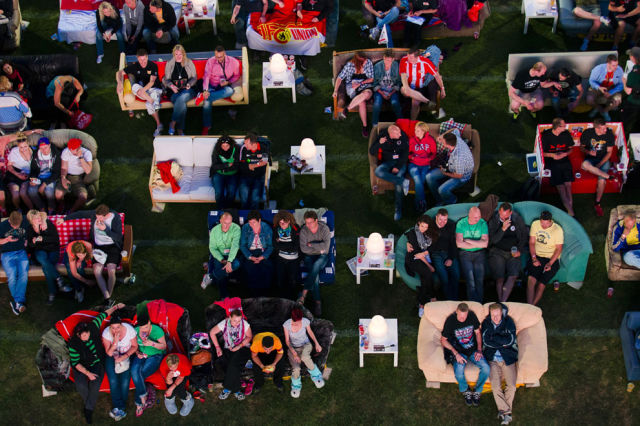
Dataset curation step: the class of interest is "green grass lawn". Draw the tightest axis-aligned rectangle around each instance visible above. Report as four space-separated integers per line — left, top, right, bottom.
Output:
1 0 640 424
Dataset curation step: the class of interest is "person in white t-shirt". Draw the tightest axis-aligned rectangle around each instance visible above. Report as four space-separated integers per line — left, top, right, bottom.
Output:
55 138 93 213
28 137 61 214
6 136 35 210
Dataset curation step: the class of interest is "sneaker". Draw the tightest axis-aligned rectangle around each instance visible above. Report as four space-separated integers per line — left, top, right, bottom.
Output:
76 289 85 303
402 179 410 196
463 390 473 406
60 284 73 293
337 111 347 121
244 379 254 396
109 408 126 421
600 15 611 26
234 391 245 400
369 27 381 41
472 391 480 406
96 55 104 64
9 300 19 316
56 276 65 290
218 389 231 400
46 294 55 306
291 386 301 398
501 413 513 425
153 125 163 137
201 274 213 290
580 38 589 51
418 305 424 318
437 107 446 119
168 127 175 136
594 203 603 217
511 112 519 122
362 126 370 138
16 302 26 314
312 376 325 388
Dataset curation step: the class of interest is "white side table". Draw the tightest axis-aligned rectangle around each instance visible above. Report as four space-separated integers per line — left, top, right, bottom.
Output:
290 145 326 189
262 62 296 104
356 235 394 285
359 318 398 367
183 1 217 36
521 0 557 34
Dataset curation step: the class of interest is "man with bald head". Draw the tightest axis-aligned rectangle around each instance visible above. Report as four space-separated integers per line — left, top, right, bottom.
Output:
456 206 488 302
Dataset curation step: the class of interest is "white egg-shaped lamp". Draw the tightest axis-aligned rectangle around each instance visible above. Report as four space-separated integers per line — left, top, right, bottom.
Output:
299 138 317 161
270 53 288 80
369 315 388 343
366 232 385 260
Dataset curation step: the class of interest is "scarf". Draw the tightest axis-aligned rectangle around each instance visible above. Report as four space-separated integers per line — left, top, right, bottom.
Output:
414 225 432 251
277 225 292 240
222 318 245 349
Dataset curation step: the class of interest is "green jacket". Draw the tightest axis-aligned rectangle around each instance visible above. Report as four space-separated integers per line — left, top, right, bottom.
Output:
627 65 640 106
209 223 241 262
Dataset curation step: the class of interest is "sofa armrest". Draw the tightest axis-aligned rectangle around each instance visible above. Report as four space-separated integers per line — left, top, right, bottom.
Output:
241 46 250 104
516 320 548 384
417 320 447 375
122 225 133 276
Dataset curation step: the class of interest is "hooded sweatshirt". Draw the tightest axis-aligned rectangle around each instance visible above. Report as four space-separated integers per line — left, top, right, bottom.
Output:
481 303 518 365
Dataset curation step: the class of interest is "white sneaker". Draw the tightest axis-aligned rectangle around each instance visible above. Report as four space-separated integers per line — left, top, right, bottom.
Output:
96 55 104 64
290 386 301 398
402 179 410 196
76 288 85 303
312 376 325 389
153 124 163 137
437 107 446 119
201 274 213 290
369 27 380 42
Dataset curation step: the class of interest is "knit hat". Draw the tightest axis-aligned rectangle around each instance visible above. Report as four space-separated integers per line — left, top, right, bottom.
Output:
38 137 50 146
67 138 82 150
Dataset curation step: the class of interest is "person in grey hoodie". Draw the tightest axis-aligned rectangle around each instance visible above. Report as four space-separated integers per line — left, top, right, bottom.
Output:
123 0 145 54
298 210 331 316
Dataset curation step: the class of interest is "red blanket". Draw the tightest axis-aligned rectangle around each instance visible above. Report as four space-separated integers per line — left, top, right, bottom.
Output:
156 160 181 193
146 299 187 354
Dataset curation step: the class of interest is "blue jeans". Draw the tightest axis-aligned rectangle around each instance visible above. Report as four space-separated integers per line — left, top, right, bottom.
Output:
303 253 328 301
34 250 60 296
212 173 238 209
170 88 195 131
551 87 579 114
131 354 163 406
374 162 406 211
376 6 400 47
459 250 485 302
95 28 125 57
408 164 431 207
623 250 640 268
209 256 241 298
1 250 29 304
104 355 132 410
142 26 180 52
372 91 403 127
202 86 235 127
64 252 86 292
425 168 468 205
238 175 264 209
431 250 460 300
453 353 491 393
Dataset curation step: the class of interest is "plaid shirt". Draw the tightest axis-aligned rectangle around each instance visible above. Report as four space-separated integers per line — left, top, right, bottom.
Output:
338 59 374 97
447 129 474 181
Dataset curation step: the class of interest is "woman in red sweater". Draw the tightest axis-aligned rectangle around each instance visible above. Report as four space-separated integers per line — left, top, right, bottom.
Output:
407 121 437 212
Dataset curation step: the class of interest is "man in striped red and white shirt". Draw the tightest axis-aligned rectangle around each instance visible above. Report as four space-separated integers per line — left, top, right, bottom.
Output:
400 48 445 120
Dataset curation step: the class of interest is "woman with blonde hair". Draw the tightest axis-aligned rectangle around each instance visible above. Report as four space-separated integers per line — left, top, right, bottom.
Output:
6 134 35 210
272 210 300 299
26 210 63 304
407 121 437 212
65 240 94 303
162 44 197 135
95 1 125 64
0 76 31 134
332 51 375 137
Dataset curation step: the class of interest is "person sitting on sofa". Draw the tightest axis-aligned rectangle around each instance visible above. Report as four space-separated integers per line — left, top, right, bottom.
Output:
408 121 437 212
123 0 145 55
363 0 401 45
0 76 30 134
45 75 85 128
404 0 439 48
56 138 93 214
1 61 30 101
238 132 270 210
456 206 488 303
64 240 94 303
573 0 611 51
272 210 300 299
159 353 194 416
481 302 518 426
299 210 331 316
509 62 558 121
143 0 179 54
250 332 285 393
6 134 35 211
0 210 29 316
405 214 439 317
202 211 241 297
283 306 325 398
28 137 61 214
332 52 374 137
210 309 253 401
587 54 624 122
580 117 616 217
487 202 527 303
441 302 490 407
425 130 474 206
369 124 409 221
527 210 564 306
116 48 163 137
69 302 125 424
0 0 14 49
95 1 125 65
547 67 584 118
240 210 274 296
201 46 242 135
26 210 62 306
131 309 167 417
371 49 403 128
101 311 138 421
210 136 240 209
162 45 196 136
400 48 446 121
609 0 640 50
63 204 124 302
541 118 575 217
432 208 461 300
611 210 640 268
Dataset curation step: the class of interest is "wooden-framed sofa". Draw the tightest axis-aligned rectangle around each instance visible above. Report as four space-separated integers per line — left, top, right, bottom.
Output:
117 48 249 112
606 205 640 281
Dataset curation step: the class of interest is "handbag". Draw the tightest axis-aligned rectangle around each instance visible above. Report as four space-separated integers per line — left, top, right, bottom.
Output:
67 101 93 130
114 356 130 374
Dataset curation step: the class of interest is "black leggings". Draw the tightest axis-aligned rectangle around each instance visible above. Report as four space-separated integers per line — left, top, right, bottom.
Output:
217 347 250 393
275 257 299 299
170 378 188 400
406 258 435 304
251 351 284 388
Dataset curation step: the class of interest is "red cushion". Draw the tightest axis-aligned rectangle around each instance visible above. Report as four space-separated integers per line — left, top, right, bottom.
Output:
55 310 100 341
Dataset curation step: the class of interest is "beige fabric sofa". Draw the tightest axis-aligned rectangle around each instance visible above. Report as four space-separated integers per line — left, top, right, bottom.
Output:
606 205 640 281
417 301 548 389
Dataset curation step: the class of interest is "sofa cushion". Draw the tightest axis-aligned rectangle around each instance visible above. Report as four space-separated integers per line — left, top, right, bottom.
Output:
151 167 193 200
189 166 216 201
193 137 217 168
483 302 542 332
424 301 484 331
153 137 194 166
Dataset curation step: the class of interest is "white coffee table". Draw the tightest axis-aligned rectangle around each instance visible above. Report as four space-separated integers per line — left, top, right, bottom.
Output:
290 145 326 189
355 235 394 285
262 62 296 104
521 0 557 34
183 1 218 36
359 318 398 367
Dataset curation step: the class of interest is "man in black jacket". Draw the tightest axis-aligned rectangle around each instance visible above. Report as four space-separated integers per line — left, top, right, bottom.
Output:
482 303 518 425
29 137 62 214
431 208 460 300
369 124 409 221
238 132 271 210
142 0 179 53
487 202 528 302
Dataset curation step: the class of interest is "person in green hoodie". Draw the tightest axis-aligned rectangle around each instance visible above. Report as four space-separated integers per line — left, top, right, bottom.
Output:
202 211 241 297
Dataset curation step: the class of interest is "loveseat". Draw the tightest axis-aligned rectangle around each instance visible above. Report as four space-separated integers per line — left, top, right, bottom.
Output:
417 301 548 389
368 119 481 195
149 135 272 212
117 48 249 112
606 205 640 281
620 311 640 382
205 297 336 378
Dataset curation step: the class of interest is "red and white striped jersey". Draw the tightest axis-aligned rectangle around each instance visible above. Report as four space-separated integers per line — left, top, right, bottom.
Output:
399 55 437 89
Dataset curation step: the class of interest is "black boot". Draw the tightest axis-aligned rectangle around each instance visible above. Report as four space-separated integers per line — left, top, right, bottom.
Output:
84 409 93 424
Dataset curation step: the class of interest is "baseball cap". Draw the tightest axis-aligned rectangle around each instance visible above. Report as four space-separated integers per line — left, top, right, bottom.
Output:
627 46 640 60
67 138 82 150
38 137 50 146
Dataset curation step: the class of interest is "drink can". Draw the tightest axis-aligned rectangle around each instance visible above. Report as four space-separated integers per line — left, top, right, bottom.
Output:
627 382 635 392
121 250 128 259
553 281 560 291
511 246 518 255
607 287 614 298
